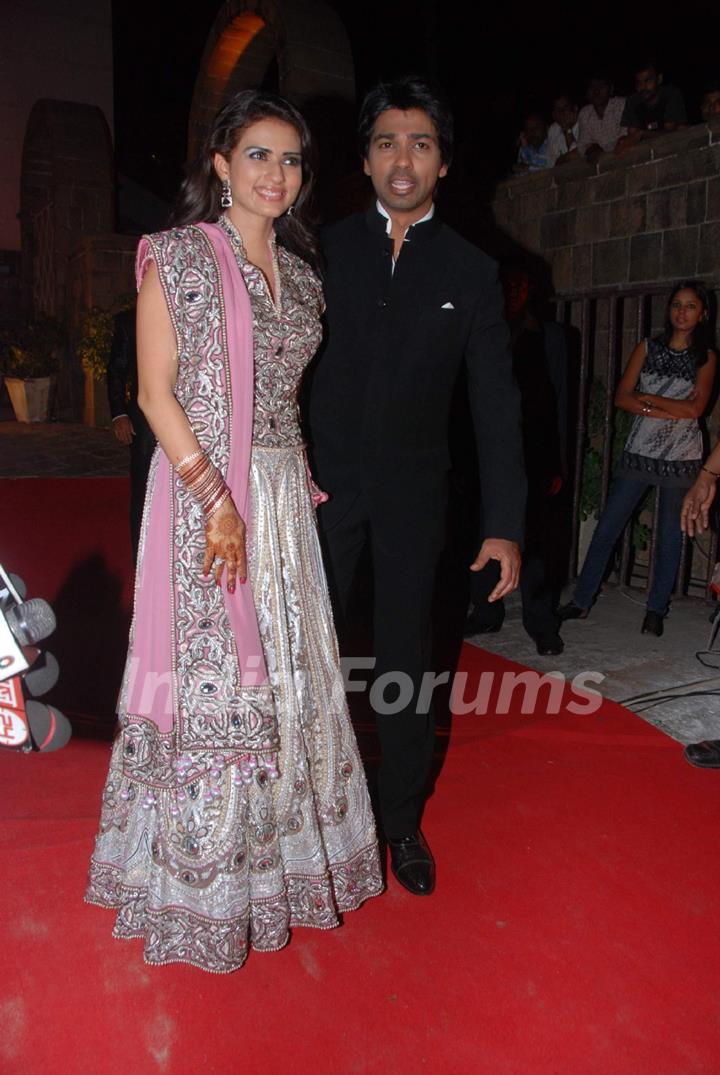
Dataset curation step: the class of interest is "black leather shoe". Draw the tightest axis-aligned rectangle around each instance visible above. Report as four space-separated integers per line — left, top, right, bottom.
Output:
641 611 664 636
684 740 720 768
556 601 589 623
533 632 564 656
388 831 436 895
463 608 504 638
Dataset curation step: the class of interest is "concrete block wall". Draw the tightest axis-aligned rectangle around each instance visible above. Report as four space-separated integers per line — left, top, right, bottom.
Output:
493 120 720 297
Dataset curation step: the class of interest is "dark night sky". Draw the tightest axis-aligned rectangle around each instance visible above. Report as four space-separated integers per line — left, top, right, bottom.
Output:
112 0 720 214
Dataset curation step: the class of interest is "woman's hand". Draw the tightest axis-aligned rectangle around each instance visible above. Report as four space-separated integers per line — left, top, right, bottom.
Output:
203 497 247 593
681 475 717 536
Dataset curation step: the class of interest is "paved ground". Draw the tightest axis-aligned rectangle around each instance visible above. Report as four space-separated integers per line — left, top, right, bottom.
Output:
468 583 720 745
4 420 720 748
0 420 129 477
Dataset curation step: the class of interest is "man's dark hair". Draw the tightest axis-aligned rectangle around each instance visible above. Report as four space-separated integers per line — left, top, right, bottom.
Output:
357 76 454 165
635 59 661 75
587 73 613 87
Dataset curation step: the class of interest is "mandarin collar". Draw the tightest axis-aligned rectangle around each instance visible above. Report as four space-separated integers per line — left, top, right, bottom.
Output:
364 203 441 241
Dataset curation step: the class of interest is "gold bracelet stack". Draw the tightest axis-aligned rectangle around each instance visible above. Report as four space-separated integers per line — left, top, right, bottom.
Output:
176 451 230 516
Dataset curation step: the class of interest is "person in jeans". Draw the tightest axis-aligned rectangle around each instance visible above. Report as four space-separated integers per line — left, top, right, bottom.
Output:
679 439 720 767
558 281 716 636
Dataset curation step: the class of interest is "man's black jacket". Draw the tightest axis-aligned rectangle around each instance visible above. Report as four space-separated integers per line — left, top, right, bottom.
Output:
106 309 153 447
307 207 526 544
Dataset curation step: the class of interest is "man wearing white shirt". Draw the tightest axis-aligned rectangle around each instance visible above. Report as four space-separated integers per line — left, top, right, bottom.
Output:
577 76 627 163
547 95 579 167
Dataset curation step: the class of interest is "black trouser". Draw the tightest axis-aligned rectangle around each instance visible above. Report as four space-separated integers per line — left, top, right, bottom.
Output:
470 549 558 638
470 485 566 639
318 478 447 840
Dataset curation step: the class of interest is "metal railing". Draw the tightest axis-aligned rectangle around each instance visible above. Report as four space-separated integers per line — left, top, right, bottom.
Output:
555 284 719 599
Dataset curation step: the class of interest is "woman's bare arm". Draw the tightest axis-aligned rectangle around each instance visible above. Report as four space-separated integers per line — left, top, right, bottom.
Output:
136 262 201 462
614 341 673 417
136 260 247 591
637 351 717 419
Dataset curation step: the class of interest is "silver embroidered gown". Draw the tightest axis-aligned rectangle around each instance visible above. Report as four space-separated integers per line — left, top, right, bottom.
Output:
86 225 383 973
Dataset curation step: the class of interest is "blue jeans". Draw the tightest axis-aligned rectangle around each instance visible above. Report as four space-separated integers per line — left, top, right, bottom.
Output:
573 473 686 616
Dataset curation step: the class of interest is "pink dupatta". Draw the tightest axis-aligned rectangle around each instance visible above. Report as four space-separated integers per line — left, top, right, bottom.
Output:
123 222 269 735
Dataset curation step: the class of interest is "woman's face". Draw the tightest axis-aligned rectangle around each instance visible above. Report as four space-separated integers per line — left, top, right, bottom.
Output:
213 116 303 225
669 288 706 333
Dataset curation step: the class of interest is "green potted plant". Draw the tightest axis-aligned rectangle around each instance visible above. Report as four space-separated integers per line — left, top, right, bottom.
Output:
76 301 133 427
0 317 65 422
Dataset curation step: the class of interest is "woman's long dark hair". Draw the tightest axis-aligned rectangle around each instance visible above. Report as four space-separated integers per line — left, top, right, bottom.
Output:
171 91 320 272
657 280 716 368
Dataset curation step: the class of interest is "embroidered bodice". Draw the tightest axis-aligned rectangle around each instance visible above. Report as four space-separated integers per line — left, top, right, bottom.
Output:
217 215 323 447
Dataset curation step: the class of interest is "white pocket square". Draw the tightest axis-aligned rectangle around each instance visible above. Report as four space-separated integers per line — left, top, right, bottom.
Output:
441 301 455 309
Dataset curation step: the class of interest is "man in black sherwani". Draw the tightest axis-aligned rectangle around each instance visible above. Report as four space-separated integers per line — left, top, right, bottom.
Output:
308 77 526 895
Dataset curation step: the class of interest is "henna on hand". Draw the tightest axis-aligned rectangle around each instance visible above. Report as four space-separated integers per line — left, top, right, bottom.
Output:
203 497 247 593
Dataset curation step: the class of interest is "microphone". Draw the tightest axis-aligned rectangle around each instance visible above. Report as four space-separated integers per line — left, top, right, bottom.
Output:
23 650 60 697
25 701 72 752
0 562 69 753
6 599 56 646
7 574 26 601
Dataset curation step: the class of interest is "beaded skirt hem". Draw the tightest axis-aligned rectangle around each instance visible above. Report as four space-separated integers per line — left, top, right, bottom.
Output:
86 843 382 974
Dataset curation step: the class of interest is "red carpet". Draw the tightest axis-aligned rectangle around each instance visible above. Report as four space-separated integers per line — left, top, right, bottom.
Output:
3 646 720 1073
3 478 720 1072
0 477 134 733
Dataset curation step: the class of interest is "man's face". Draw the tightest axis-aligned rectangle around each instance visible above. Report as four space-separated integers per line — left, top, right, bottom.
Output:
587 79 611 110
702 90 720 120
636 67 662 101
524 116 547 148
552 97 577 130
363 108 448 218
504 271 530 320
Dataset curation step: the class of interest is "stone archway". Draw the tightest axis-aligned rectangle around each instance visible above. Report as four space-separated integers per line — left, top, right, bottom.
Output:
20 100 114 318
188 0 355 161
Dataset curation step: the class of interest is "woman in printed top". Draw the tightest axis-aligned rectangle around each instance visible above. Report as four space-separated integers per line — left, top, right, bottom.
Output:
559 281 716 636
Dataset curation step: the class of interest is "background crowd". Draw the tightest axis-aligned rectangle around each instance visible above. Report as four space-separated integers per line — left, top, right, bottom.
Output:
514 61 720 175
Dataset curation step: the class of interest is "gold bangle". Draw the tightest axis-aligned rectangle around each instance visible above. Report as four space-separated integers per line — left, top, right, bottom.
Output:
175 448 204 471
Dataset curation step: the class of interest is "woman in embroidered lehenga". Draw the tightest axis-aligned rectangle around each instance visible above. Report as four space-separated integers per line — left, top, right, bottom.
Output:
85 92 383 973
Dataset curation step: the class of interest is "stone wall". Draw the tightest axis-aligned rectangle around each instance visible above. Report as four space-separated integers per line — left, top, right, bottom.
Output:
21 100 115 321
0 0 113 252
492 119 720 296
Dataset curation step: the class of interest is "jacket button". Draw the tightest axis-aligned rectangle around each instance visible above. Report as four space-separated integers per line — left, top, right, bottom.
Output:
377 299 387 308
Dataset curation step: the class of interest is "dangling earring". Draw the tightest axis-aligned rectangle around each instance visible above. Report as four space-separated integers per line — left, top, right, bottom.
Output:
220 178 233 209
286 205 295 217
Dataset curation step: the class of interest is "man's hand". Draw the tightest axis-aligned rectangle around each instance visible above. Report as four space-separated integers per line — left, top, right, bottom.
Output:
681 475 717 536
112 415 134 445
470 538 521 601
